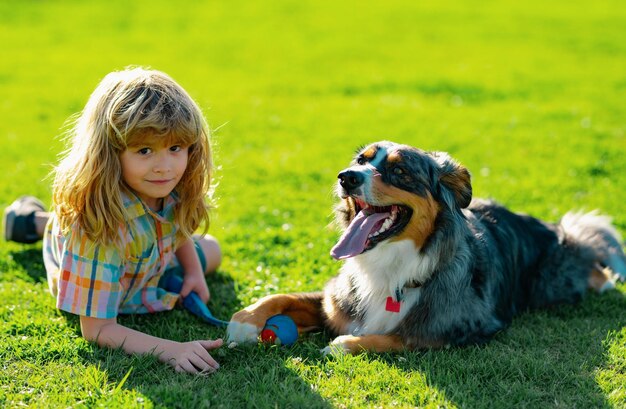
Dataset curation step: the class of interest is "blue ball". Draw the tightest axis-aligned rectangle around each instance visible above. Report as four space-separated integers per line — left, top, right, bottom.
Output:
261 314 299 346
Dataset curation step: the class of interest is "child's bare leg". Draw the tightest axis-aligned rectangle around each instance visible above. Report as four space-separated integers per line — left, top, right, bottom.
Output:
194 234 222 274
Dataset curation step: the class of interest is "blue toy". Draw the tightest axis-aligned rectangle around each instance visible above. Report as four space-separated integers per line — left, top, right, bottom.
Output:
163 275 299 346
260 314 299 346
161 274 229 327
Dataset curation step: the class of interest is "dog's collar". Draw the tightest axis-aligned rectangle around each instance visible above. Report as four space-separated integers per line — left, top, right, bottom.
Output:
394 279 422 302
404 279 422 289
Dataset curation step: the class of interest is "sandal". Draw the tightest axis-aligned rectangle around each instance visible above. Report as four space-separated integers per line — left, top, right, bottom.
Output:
3 196 45 243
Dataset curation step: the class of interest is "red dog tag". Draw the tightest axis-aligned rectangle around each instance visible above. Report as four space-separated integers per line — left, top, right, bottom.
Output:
385 296 401 313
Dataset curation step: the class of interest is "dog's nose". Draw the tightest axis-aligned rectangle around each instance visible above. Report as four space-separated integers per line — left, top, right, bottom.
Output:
338 170 365 190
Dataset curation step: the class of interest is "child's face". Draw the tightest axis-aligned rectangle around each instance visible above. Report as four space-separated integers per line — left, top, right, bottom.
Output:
120 135 189 211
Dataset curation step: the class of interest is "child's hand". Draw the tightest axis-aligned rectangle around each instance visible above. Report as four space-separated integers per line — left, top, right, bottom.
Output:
180 270 210 303
163 339 223 374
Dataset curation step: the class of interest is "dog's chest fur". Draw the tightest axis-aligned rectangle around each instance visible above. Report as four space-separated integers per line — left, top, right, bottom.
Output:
341 239 436 335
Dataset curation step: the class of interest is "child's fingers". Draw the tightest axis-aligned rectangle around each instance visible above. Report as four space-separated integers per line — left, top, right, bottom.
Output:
175 355 217 375
179 278 209 303
194 341 222 368
175 360 199 374
179 281 192 297
197 286 210 304
189 352 218 373
192 349 219 371
199 339 224 350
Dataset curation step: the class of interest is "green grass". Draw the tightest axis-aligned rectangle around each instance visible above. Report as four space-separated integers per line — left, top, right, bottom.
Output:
1 0 625 407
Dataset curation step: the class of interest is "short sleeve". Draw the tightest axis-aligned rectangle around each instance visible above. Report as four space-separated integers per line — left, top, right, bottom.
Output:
54 225 125 319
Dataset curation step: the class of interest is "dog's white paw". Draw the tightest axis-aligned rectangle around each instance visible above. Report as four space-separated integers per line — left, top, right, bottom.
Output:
226 321 260 344
320 336 351 356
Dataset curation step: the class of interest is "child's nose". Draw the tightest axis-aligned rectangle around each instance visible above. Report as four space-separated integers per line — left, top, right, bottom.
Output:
153 151 172 173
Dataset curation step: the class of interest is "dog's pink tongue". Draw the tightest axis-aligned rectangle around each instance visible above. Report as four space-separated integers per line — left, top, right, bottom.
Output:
331 211 390 260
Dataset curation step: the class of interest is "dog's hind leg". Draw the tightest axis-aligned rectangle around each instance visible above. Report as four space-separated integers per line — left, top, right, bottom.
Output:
588 265 619 293
227 292 324 344
560 211 626 292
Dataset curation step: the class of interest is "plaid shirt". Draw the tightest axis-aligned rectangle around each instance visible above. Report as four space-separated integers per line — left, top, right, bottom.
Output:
44 191 180 319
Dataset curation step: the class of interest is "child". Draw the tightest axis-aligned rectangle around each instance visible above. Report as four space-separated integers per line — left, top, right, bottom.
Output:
3 67 224 374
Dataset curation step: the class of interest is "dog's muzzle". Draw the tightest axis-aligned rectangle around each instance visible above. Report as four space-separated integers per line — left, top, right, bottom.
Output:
338 169 365 192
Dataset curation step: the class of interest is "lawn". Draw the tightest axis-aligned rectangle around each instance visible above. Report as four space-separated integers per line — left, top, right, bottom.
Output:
1 0 625 407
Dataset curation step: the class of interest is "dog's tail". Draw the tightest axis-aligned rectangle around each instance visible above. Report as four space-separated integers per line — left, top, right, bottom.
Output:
560 211 626 291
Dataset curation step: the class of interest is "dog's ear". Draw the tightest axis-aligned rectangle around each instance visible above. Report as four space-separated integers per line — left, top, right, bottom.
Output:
430 151 472 209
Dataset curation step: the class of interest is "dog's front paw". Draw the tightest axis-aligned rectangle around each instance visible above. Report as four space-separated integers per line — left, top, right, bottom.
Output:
226 309 268 344
320 335 352 356
226 320 260 344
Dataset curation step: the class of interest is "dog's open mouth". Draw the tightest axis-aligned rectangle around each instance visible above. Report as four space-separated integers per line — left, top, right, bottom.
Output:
331 199 413 260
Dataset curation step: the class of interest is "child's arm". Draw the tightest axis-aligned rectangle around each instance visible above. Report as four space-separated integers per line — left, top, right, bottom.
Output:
80 315 222 374
175 238 210 303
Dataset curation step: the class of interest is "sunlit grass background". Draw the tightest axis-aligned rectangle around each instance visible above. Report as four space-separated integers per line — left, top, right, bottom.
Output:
1 1 625 407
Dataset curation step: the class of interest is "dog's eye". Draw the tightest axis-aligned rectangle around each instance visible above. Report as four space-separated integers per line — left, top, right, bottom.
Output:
393 167 404 175
356 157 366 165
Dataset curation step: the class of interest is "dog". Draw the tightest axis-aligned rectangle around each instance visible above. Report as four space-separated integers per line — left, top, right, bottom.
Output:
227 141 626 354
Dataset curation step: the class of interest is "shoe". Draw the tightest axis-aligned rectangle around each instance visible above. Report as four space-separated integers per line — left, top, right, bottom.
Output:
3 196 45 243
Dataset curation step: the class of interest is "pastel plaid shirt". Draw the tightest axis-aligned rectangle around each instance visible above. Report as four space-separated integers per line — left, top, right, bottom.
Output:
44 191 181 319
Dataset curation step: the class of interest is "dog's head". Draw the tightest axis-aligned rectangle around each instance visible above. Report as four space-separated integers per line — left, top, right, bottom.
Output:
331 141 472 260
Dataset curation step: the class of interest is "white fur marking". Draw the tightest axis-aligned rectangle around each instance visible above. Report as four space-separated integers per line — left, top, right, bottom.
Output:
342 239 436 335
321 337 352 356
226 322 260 343
598 280 616 293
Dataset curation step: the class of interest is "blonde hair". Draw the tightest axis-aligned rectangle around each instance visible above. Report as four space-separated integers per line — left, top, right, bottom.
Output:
52 67 212 246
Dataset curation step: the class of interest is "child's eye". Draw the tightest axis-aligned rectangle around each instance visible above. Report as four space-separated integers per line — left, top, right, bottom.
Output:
138 147 152 155
170 145 182 152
